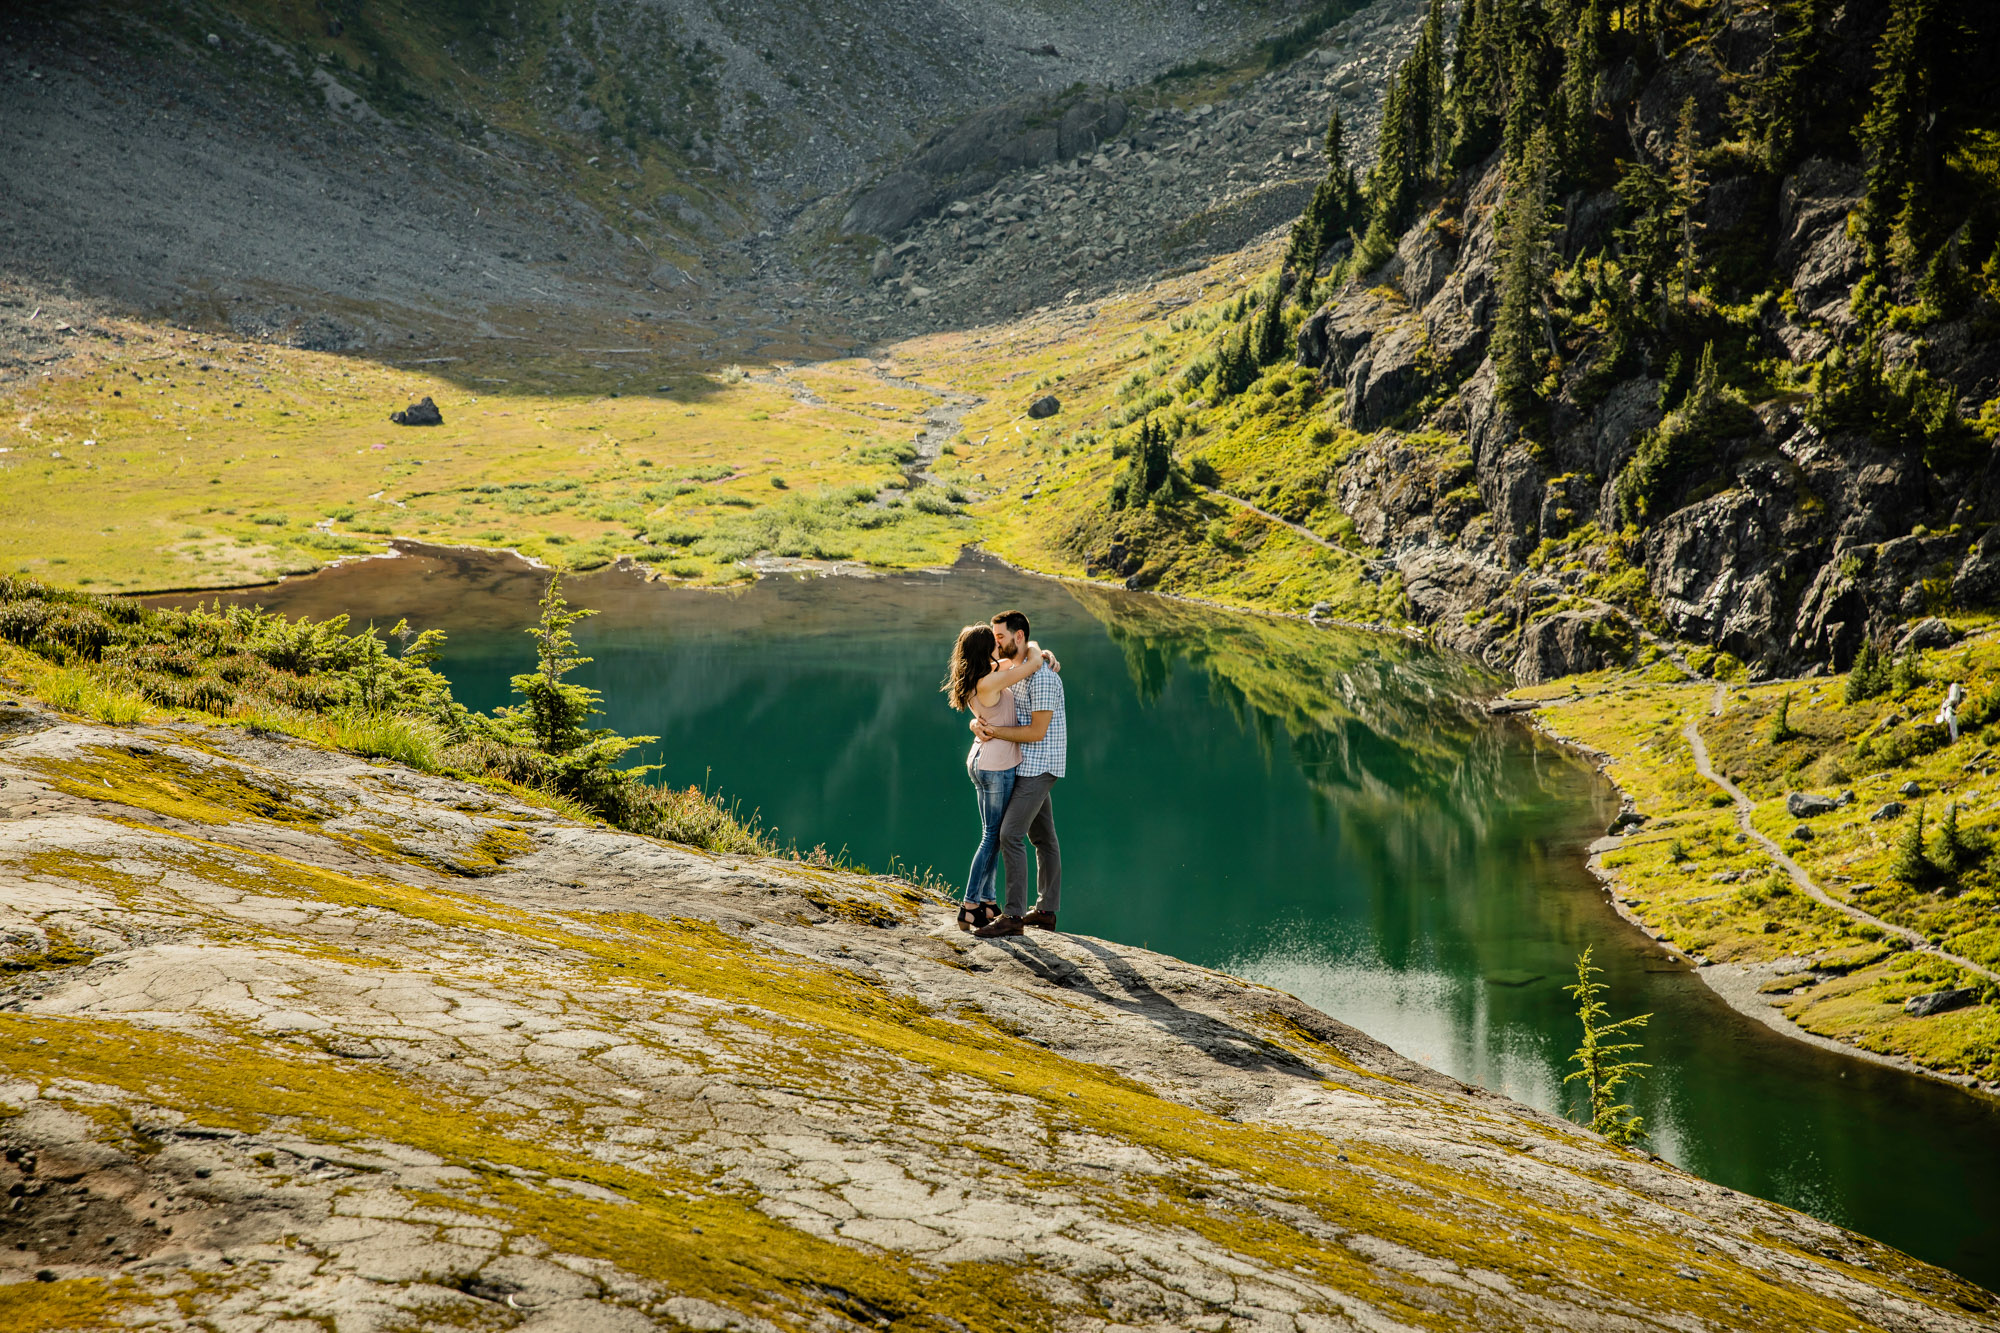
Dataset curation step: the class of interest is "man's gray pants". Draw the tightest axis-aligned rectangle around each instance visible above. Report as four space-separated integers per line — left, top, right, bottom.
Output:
998 772 1060 918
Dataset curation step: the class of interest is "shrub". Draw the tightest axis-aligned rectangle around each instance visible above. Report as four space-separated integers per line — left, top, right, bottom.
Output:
1846 637 1895 702
0 576 776 856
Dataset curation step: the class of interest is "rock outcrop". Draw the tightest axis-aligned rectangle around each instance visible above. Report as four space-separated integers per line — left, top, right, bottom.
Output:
3 703 1994 1328
1287 7 2000 680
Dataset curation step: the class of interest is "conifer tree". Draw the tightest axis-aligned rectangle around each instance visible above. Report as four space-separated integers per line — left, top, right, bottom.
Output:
1555 0 1604 181
1494 128 1558 410
1738 0 1832 169
1934 800 1971 878
1856 0 1942 266
1285 110 1361 304
1502 45 1537 173
1253 285 1288 365
1845 637 1889 703
1368 71 1419 239
1448 0 1504 167
1564 947 1651 1147
1893 802 1934 888
1614 160 1676 327
1413 0 1450 180
1668 97 1708 305
1768 691 1797 742
501 576 658 805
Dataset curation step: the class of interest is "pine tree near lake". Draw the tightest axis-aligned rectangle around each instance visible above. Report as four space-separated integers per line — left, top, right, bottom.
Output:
1565 947 1651 1148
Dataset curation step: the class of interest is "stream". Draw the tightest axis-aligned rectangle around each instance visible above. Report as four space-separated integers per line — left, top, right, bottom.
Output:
159 547 2000 1289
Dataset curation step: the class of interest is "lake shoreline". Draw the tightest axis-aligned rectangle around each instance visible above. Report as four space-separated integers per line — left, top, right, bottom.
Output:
127 540 1438 652
1519 702 2000 1102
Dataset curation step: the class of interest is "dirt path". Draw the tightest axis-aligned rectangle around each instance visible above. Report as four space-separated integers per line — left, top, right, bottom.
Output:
1200 485 1345 553
871 369 982 487
1684 683 1999 983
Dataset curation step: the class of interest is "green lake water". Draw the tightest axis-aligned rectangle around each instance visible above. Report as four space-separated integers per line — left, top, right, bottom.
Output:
169 547 2000 1290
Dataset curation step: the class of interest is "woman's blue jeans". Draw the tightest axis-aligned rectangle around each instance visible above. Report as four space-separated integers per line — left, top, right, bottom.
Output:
965 765 1016 905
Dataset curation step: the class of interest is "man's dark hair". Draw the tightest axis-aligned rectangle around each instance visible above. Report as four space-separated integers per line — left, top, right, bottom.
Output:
991 609 1030 636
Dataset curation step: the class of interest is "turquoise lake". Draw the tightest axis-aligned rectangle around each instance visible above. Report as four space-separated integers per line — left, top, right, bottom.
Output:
169 547 2000 1289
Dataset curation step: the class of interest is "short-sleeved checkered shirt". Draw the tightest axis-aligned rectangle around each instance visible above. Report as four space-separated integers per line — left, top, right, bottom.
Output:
1014 663 1067 778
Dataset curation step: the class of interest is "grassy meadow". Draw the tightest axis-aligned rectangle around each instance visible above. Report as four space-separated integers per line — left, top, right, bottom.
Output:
1 319 972 591
1523 640 2000 1084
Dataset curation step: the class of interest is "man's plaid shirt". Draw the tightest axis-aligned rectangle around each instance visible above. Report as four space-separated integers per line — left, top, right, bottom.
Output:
1014 663 1067 778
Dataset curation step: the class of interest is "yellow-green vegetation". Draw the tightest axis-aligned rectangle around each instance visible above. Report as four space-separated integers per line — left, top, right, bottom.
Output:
891 247 1407 622
1524 634 2000 1084
3 727 1985 1331
1 323 967 591
5 234 1418 632
0 574 770 855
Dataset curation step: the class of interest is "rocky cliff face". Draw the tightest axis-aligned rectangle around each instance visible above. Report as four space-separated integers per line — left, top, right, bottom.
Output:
1292 12 2000 682
3 701 1995 1328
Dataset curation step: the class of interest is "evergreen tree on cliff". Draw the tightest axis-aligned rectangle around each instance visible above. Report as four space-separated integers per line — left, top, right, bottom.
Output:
1495 129 1558 410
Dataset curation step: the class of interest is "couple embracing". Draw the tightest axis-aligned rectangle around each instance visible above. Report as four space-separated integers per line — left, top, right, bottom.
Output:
941 610 1067 939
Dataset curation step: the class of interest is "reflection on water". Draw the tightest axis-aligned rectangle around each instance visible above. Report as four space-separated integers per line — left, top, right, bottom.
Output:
155 547 2000 1289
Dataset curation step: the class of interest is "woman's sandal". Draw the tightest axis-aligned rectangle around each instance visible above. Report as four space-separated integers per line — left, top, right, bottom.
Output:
956 903 983 932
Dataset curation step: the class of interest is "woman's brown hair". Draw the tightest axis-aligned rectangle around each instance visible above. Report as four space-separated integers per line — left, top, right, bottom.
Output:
942 623 998 710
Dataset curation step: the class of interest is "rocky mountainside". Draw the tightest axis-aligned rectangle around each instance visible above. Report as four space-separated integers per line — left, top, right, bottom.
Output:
4 700 1997 1330
1281 0 2000 680
834 0 1433 328
0 0 1295 360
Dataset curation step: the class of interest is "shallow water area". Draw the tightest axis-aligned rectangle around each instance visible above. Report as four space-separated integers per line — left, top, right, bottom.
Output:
162 546 2000 1290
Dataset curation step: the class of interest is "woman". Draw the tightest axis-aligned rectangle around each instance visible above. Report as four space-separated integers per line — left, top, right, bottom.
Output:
941 623 1045 931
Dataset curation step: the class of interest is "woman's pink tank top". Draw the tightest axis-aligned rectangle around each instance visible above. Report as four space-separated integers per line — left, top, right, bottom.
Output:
970 684 1021 771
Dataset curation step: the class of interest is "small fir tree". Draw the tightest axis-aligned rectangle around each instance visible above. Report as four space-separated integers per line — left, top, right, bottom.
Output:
1845 638 1890 703
1668 96 1708 304
1564 947 1651 1147
1768 691 1798 742
1494 128 1559 410
1892 652 1923 696
1892 802 1933 887
1855 0 1942 266
1933 800 1971 878
500 576 658 804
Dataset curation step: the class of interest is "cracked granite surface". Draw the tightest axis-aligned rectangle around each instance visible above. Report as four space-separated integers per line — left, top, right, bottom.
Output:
0 702 1995 1331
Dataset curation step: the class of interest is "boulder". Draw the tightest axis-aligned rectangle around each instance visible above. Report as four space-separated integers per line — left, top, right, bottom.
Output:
1899 780 1923 798
1785 792 1838 818
1057 99 1128 159
1607 809 1646 835
1026 394 1060 419
1790 824 1815 842
843 171 938 237
390 396 442 426
1904 987 1980 1018
1896 617 1956 653
1870 801 1906 822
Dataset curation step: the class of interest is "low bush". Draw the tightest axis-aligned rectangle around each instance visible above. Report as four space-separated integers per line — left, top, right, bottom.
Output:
0 574 773 856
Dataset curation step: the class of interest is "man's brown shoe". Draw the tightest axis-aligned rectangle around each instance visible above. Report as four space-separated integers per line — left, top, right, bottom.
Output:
1022 909 1059 929
973 914 1025 938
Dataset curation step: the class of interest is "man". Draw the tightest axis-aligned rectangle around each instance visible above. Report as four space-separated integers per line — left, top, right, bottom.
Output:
969 609 1066 938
